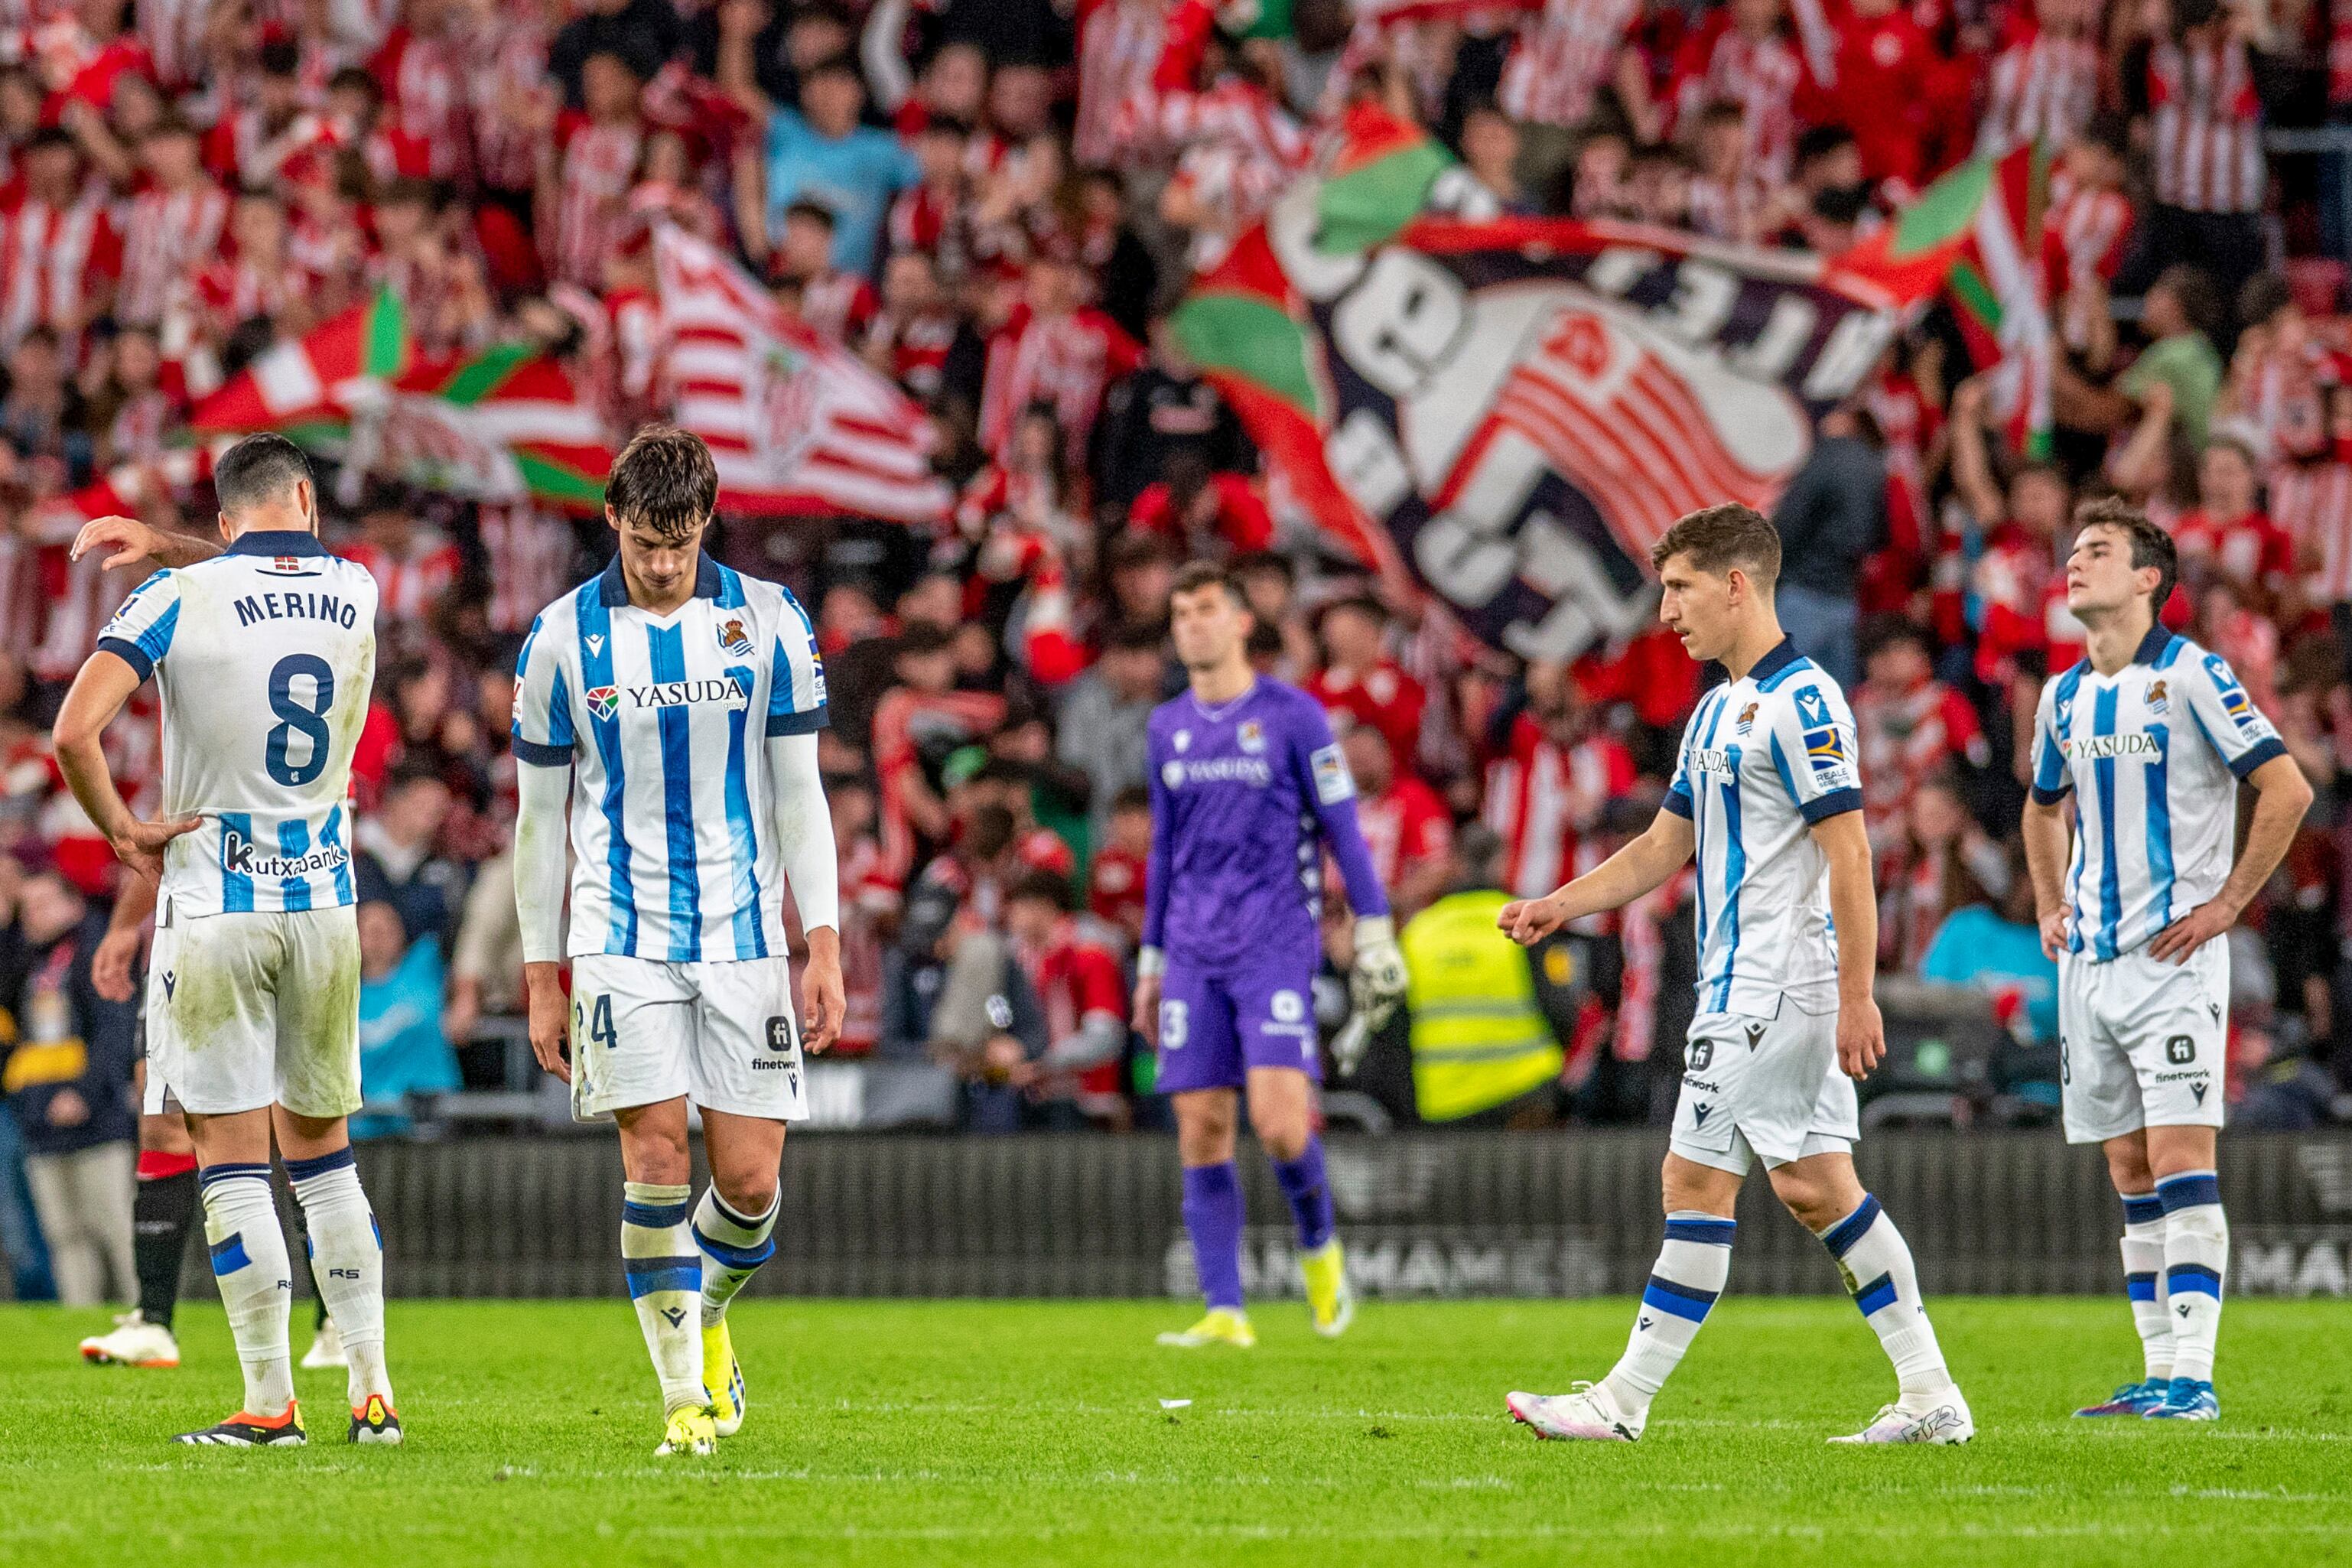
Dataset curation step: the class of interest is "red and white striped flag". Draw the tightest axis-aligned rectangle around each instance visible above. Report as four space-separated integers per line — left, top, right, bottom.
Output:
654 227 950 525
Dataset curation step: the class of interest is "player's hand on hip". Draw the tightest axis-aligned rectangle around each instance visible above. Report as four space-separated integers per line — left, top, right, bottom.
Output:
1497 894 1565 946
524 963 571 1084
70 515 163 572
108 814 202 885
1836 996 1886 1080
89 924 145 1004
1131 973 1161 1037
2038 908 2071 961
801 946 845 1055
2148 896 2235 965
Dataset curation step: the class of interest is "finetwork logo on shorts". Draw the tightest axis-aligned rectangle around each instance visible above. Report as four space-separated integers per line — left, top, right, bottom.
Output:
221 828 350 881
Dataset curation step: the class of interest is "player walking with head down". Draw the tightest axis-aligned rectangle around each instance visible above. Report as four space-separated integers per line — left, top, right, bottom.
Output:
512 426 844 1456
52 433 399 1446
1500 505 1973 1446
2023 500 2311 1423
1133 563 1409 1348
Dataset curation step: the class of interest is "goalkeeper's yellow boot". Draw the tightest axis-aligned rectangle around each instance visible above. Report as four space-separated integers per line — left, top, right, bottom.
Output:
655 1403 718 1456
1301 1240 1355 1339
702 1319 746 1438
1156 1307 1255 1348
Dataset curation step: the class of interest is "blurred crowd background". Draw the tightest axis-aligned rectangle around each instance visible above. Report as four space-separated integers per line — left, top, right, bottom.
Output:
1 0 2350 1299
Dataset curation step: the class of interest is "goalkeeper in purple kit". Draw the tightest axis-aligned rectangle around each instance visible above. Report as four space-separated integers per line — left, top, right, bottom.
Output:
1131 562 1408 1347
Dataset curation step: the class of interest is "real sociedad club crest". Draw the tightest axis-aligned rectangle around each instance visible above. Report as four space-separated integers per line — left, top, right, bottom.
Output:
717 616 755 659
2146 679 2168 715
1238 720 1266 754
1735 702 1758 735
586 685 620 721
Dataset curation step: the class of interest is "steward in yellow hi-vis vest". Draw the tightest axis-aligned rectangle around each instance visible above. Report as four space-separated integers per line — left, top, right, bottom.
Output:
1398 828 1583 1124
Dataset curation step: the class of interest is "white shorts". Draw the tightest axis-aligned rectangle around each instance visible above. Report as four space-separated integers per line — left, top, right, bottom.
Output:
142 906 361 1119
568 953 807 1123
1669 1000 1859 1177
2058 940 2230 1144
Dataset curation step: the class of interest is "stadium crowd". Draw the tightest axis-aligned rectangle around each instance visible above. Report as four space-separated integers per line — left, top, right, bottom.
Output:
0 0 2350 1295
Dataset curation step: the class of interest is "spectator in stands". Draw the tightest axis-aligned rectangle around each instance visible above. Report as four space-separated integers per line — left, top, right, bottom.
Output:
1768 403 1886 688
1344 725 1453 921
1088 784 1153 946
1921 842 2059 1049
1852 617 1989 860
1001 870 1129 1127
1308 596 1426 773
356 761 467 953
2 865 135 1304
443 849 523 1057
353 901 461 1140
762 56 916 281
1056 620 1166 847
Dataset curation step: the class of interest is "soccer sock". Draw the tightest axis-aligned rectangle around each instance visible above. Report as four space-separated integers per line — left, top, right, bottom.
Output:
132 1150 199 1330
622 1182 706 1413
693 1186 779 1329
1270 1138 1335 1252
1599 1212 1735 1418
1818 1194 1952 1400
287 1147 392 1408
2158 1169 2228 1385
2119 1191 2175 1382
198 1163 294 1415
1180 1162 1247 1313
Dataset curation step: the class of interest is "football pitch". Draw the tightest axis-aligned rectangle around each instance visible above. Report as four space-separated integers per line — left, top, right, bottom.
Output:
6 1298 2352 1566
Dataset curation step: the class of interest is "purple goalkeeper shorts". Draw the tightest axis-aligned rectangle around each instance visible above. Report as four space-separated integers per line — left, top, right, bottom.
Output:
1153 946 1322 1094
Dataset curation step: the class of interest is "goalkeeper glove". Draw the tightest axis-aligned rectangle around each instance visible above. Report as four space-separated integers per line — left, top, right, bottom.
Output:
1348 915 1408 1030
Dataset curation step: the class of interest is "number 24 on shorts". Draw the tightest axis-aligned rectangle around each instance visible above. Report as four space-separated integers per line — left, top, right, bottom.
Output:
575 994 616 1049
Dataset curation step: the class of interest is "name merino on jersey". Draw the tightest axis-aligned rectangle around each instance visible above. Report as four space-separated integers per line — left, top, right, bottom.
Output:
93 531 376 917
1663 641 1862 1014
2030 626 2285 961
512 555 827 963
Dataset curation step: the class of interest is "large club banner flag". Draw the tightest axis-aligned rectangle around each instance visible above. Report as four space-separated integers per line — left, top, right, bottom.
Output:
1176 106 1991 662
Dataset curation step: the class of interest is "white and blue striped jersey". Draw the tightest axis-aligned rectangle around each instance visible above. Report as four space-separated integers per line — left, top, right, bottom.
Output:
94 530 377 919
511 554 827 963
2028 626 2285 961
1663 640 1862 1015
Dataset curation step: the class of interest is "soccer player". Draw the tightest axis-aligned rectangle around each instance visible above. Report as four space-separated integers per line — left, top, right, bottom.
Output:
1498 505 1973 1446
50 433 400 1446
1130 562 1408 1348
512 426 843 1457
2022 499 2311 1422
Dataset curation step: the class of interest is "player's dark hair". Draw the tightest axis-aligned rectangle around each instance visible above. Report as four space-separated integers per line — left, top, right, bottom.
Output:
1007 868 1074 910
1651 503 1781 588
213 432 314 516
1169 560 1245 610
607 425 718 542
2073 496 2177 613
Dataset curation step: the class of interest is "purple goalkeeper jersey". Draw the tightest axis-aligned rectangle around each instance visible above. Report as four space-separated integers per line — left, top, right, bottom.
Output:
1142 677 1389 974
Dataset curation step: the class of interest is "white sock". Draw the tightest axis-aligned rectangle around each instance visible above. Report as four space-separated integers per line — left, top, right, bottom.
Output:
1599 1212 1734 1417
623 1182 704 1413
1818 1194 1951 1400
694 1186 779 1328
288 1147 392 1410
2158 1169 2227 1384
200 1163 294 1415
2119 1191 2174 1383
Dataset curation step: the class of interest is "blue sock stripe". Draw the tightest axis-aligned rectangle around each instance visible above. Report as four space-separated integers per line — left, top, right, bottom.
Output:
197 1163 271 1189
283 1146 356 1183
623 1199 691 1229
1852 1272 1899 1316
208 1232 252 1275
2120 1192 2165 1226
2156 1172 2221 1212
2166 1262 2223 1296
623 1255 704 1298
1820 1195 1884 1259
2126 1271 2158 1302
693 1226 776 1270
1664 1218 1738 1245
1641 1275 1719 1322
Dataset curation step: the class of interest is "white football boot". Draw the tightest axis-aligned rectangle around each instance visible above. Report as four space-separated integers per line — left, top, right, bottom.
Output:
1505 1381 1644 1442
301 1316 347 1370
80 1310 181 1368
1830 1387 1975 1445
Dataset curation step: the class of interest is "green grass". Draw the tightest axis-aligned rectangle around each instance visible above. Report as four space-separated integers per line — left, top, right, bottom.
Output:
6 1298 2352 1566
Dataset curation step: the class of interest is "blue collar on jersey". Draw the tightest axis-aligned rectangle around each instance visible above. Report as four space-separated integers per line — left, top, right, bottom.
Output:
223 529 327 557
1746 636 1801 685
597 551 725 607
2131 625 2175 666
